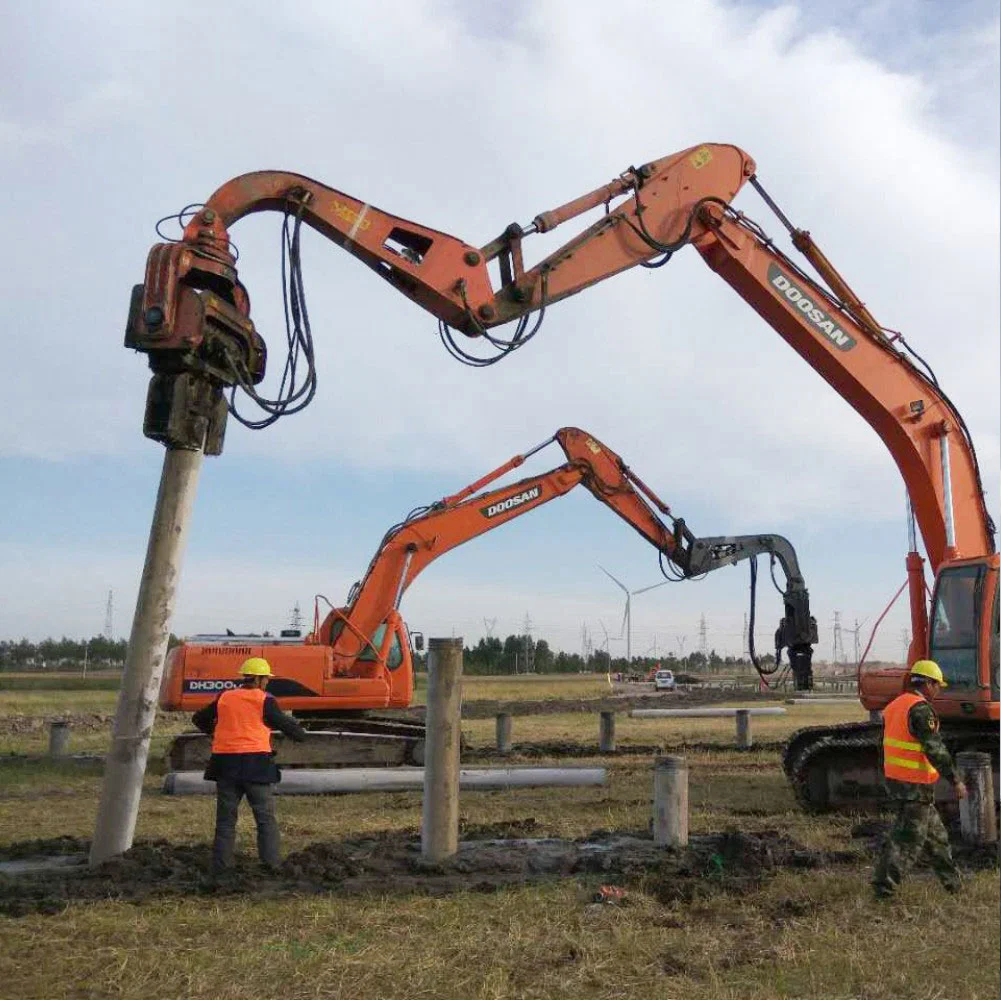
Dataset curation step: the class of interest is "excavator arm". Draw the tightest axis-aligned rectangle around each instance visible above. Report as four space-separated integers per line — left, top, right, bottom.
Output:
126 139 992 693
126 143 991 568
322 426 816 688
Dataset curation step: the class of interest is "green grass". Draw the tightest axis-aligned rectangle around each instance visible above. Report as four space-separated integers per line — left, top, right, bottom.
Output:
0 686 995 1000
0 673 122 692
414 671 613 705
0 865 995 999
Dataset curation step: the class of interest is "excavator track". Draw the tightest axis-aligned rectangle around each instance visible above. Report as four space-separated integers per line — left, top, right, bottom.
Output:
168 714 428 772
783 720 1000 812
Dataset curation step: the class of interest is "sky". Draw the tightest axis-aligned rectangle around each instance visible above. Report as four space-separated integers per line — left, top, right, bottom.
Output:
0 0 997 663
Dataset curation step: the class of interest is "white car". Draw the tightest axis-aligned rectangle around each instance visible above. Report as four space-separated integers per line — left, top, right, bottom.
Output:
654 668 675 691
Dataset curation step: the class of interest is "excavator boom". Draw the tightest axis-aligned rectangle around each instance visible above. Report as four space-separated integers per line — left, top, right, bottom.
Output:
320 426 814 687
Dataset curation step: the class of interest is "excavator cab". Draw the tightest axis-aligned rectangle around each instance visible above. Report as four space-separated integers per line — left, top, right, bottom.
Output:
858 557 998 721
928 557 999 717
321 609 415 710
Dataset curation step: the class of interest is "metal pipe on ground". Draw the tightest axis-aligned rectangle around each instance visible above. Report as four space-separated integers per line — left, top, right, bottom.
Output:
90 445 204 866
957 751 998 845
162 767 608 795
631 708 786 718
784 698 859 706
653 756 688 847
48 722 70 757
495 713 512 754
422 637 464 862
599 711 616 753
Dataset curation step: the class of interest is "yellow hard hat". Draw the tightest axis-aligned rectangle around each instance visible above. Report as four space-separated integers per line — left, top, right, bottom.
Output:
239 657 273 677
910 659 947 687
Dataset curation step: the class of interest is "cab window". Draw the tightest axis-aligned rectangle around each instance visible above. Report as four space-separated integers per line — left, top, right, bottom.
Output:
929 565 984 689
357 623 403 670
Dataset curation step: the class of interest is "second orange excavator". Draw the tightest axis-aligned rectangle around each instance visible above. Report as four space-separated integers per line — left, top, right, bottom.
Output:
162 426 816 768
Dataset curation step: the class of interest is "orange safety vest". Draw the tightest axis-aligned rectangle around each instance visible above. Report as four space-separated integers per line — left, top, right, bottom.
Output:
211 687 273 754
882 691 939 784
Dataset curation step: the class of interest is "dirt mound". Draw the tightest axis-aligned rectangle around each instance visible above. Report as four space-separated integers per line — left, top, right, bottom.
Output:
0 829 866 918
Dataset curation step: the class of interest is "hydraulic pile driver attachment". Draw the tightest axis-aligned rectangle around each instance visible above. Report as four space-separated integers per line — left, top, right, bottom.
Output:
124 217 266 453
672 526 818 689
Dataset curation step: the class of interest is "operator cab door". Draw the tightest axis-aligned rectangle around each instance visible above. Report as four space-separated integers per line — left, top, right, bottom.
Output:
929 558 998 712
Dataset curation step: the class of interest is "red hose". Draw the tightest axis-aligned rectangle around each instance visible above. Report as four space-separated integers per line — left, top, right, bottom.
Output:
856 579 908 684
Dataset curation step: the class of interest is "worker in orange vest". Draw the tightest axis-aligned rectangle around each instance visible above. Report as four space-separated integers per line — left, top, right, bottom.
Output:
872 660 967 900
192 657 307 872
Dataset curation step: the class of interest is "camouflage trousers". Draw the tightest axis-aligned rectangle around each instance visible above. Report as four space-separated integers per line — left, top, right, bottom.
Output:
872 798 961 898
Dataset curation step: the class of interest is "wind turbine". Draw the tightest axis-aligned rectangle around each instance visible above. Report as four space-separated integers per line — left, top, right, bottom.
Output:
600 568 674 666
599 566 632 664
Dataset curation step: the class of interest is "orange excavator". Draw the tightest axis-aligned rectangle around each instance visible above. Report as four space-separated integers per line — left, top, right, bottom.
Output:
162 426 816 769
128 142 996 807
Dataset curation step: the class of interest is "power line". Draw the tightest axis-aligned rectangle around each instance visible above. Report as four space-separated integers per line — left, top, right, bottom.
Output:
522 612 534 673
899 626 911 664
832 611 845 665
843 617 865 667
103 590 114 641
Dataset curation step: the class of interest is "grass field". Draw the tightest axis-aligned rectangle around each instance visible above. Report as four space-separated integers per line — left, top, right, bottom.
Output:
0 674 997 1000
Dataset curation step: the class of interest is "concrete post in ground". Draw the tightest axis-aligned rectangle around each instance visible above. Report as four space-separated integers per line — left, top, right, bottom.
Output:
422 637 463 862
869 709 882 724
956 751 998 845
48 721 70 757
90 446 204 866
495 713 512 754
599 711 616 753
653 755 688 848
735 709 752 749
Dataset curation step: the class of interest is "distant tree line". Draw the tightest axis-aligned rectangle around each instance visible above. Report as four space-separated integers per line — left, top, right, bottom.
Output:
1 636 128 671
414 633 770 676
0 635 188 671
4 631 777 677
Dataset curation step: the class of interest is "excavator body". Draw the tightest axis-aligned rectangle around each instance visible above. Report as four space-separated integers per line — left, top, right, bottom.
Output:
784 554 999 810
161 612 425 770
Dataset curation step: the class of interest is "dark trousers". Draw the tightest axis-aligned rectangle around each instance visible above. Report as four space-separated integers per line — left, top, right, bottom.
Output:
213 778 280 869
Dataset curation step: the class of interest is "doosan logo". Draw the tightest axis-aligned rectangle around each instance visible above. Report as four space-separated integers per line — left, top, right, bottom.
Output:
184 679 239 693
767 264 856 351
481 486 543 519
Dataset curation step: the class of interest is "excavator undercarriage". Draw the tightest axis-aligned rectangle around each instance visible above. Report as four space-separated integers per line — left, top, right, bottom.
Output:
783 720 1000 812
168 713 429 772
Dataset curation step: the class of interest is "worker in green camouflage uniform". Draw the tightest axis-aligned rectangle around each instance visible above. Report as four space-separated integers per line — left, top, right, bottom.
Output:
872 660 967 900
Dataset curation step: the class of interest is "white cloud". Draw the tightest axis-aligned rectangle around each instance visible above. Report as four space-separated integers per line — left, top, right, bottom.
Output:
0 0 995 654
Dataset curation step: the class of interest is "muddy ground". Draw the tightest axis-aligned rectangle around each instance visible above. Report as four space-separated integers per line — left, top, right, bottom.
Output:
1 821 995 919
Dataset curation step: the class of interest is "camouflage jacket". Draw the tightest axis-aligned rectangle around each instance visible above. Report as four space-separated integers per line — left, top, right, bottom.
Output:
885 699 957 802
